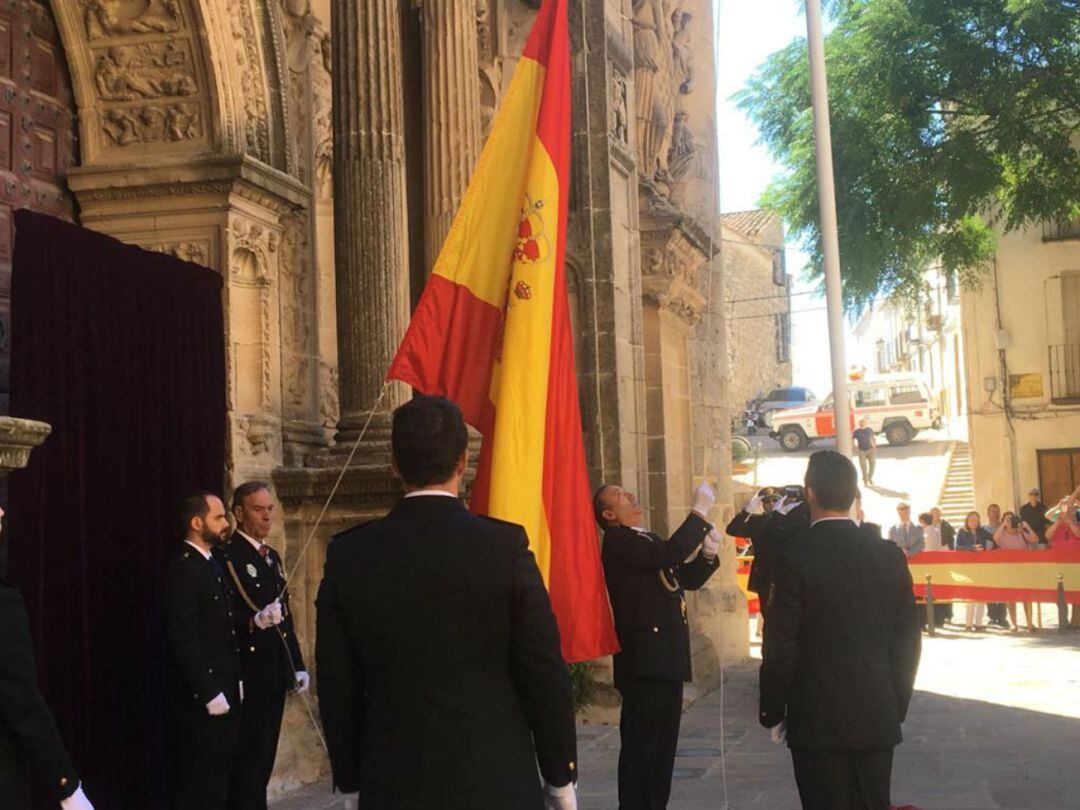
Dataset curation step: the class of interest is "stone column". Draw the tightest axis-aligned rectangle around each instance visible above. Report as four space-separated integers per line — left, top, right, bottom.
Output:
420 0 482 270
331 0 412 435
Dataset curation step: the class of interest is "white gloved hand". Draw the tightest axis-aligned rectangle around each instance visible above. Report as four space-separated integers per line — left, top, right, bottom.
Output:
543 781 577 810
702 528 722 560
777 498 801 516
769 721 787 745
691 481 716 517
206 692 230 716
239 680 245 704
254 600 284 630
293 670 311 695
745 495 764 516
60 785 94 810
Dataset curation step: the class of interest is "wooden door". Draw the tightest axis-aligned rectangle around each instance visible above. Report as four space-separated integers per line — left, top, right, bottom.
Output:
1037 448 1080 506
0 1 77 409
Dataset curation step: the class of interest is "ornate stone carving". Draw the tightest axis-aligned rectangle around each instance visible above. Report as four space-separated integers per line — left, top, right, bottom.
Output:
610 69 629 147
93 43 198 101
236 414 271 456
227 0 271 160
102 102 201 145
83 0 184 40
318 361 338 429
279 212 315 410
671 5 694 95
144 240 210 265
666 109 695 182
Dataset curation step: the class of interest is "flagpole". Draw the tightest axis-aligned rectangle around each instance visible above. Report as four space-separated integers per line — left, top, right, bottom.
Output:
805 0 852 456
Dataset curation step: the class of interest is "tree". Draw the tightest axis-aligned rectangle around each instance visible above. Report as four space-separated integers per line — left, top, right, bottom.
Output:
737 0 1080 308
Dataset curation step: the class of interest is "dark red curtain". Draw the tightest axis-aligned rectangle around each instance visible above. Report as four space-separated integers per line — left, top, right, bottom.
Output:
7 210 227 807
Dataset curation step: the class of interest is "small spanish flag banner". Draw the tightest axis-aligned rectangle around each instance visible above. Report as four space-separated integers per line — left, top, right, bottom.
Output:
908 550 1080 603
387 0 618 663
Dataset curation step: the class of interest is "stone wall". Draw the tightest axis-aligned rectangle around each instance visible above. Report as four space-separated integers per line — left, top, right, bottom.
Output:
721 213 793 412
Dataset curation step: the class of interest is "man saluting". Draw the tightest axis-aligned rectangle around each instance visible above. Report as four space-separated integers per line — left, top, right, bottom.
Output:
316 396 577 809
594 481 721 810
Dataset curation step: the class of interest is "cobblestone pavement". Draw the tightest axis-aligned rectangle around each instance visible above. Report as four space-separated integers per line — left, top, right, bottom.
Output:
273 621 1080 809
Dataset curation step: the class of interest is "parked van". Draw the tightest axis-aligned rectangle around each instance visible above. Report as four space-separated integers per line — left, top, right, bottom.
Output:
768 373 942 452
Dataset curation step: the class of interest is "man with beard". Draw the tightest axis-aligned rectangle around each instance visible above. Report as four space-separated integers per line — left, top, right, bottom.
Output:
164 494 243 810
216 482 307 810
595 480 720 810
0 504 95 810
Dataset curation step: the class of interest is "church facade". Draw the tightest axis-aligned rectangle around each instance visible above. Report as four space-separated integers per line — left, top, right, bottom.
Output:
3 0 746 794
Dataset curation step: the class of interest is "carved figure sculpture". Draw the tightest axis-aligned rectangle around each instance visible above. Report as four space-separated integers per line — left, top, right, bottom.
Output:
84 0 182 40
94 44 197 101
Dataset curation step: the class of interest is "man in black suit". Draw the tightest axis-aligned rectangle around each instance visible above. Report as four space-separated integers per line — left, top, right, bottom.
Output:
216 482 307 810
760 451 921 810
595 480 720 810
164 494 243 810
0 503 94 810
316 396 578 810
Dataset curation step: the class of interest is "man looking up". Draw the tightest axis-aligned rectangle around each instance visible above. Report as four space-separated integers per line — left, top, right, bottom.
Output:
760 451 921 810
216 482 308 810
595 480 721 810
317 395 577 810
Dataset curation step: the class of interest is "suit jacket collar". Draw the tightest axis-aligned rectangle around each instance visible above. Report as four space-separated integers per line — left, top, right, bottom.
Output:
390 494 467 516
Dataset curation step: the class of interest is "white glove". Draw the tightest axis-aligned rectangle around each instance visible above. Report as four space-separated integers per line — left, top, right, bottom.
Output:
777 498 801 516
769 721 787 745
239 680 244 704
60 785 94 810
691 481 716 517
294 670 311 695
745 495 764 516
206 692 230 716
702 528 722 560
543 781 577 810
254 600 284 630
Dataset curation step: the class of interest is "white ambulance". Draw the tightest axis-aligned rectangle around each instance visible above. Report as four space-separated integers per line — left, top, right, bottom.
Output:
768 373 942 452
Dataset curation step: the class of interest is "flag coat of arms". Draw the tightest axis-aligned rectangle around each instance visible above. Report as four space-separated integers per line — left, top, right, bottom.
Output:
387 0 618 663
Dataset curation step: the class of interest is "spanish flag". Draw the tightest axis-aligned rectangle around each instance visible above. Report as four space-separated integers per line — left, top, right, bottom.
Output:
387 0 618 663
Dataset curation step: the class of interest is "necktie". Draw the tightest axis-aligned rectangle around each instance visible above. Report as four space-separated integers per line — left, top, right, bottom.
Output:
257 545 270 564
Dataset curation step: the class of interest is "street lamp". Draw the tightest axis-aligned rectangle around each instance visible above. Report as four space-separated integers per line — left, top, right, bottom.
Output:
805 0 853 455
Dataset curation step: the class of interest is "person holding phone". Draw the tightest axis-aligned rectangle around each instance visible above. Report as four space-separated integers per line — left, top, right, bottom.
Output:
993 512 1037 632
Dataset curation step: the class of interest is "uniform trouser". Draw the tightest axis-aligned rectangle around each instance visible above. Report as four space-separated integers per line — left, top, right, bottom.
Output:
617 678 683 810
790 747 893 810
227 680 287 810
172 703 239 810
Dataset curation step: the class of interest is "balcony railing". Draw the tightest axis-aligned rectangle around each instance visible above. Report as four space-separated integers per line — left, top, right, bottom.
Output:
1048 344 1080 403
1043 216 1080 241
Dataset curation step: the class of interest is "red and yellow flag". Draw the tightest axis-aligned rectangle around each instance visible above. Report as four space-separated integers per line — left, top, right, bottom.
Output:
387 0 618 663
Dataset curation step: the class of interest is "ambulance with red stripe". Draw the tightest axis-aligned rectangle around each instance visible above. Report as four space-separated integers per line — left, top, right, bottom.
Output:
768 372 942 452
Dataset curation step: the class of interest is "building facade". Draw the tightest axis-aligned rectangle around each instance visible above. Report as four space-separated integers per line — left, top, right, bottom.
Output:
962 217 1080 512
851 266 966 425
721 210 792 414
5 0 747 796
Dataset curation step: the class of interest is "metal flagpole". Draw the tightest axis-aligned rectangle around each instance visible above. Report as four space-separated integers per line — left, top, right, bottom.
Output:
805 0 853 456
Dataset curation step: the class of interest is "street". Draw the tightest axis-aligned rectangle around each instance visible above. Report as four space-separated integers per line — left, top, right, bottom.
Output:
273 619 1080 810
734 428 962 529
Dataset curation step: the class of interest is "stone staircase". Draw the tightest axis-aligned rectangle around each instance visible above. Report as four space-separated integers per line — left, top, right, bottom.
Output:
937 442 976 525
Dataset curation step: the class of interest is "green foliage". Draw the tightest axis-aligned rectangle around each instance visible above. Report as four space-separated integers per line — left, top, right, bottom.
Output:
568 661 595 711
737 0 1080 309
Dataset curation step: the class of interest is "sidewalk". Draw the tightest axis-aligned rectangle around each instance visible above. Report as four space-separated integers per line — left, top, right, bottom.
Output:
273 625 1080 809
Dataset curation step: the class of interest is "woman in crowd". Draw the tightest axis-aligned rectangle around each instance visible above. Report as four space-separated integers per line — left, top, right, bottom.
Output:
955 511 991 631
993 512 1038 632
1046 491 1080 629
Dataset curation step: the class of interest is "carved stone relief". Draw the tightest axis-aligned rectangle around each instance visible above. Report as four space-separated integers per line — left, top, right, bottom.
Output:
144 239 210 265
609 68 629 148
227 0 271 161
101 101 201 144
279 211 315 412
229 216 277 411
93 42 197 101
82 0 183 40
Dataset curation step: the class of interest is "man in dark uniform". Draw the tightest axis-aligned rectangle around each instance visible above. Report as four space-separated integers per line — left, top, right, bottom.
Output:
316 396 578 810
725 486 780 545
216 482 307 810
760 451 921 810
0 506 95 810
164 494 243 810
747 490 809 622
595 480 720 810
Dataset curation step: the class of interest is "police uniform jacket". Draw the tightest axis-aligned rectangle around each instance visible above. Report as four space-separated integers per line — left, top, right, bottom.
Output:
0 579 79 807
215 534 304 693
725 509 767 541
164 544 242 710
759 519 921 751
315 495 577 809
601 513 717 691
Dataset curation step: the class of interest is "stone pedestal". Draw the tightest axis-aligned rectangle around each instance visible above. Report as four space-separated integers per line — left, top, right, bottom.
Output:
0 417 51 477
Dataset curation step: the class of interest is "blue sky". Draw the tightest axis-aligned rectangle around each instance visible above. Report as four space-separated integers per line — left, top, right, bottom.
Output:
716 0 838 397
